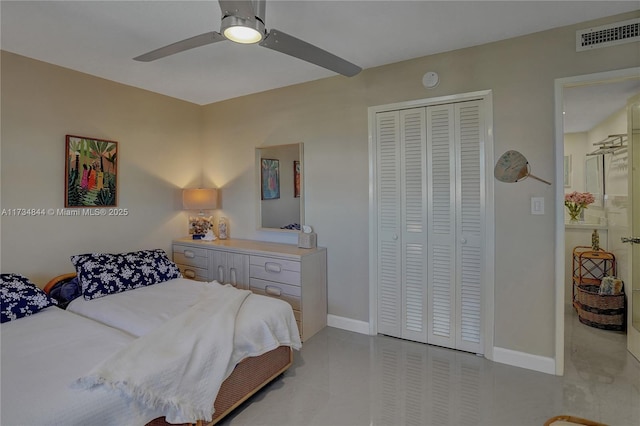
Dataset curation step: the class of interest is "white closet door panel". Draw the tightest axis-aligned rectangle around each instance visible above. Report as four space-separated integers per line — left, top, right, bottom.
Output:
429 106 456 236
429 244 455 347
376 111 402 337
401 109 426 234
401 108 428 342
459 245 482 351
377 112 402 233
455 101 484 354
404 243 426 336
427 105 456 348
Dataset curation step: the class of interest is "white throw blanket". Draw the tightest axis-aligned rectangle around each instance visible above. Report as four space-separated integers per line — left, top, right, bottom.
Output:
76 285 251 424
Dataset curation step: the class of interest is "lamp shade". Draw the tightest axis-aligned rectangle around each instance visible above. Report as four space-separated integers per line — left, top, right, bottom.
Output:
183 188 218 210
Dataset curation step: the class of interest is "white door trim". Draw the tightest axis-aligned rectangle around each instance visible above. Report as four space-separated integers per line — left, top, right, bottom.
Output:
368 90 495 360
553 67 640 376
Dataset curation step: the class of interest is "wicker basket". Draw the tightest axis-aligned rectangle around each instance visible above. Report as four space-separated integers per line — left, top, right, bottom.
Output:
574 284 625 331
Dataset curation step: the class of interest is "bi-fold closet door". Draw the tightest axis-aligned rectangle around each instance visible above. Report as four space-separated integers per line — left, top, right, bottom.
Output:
375 100 484 354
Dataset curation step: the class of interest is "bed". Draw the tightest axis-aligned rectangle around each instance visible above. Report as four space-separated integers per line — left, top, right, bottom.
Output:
44 248 301 425
0 273 178 426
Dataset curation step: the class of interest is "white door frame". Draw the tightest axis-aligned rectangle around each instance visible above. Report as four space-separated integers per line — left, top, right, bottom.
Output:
553 67 640 376
368 90 495 360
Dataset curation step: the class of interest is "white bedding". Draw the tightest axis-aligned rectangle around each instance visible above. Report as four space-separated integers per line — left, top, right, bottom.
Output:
77 285 251 423
67 278 302 368
0 307 165 426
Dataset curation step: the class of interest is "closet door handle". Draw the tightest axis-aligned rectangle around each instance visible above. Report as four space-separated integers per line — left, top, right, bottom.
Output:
217 265 225 283
392 234 398 240
460 238 467 244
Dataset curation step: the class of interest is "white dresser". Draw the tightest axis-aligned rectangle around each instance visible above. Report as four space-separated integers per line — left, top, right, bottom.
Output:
172 238 327 341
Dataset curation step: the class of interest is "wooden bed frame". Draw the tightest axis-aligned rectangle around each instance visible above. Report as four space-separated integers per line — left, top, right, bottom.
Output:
44 274 293 426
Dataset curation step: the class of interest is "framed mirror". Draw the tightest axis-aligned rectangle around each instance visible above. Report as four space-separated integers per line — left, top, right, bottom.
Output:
585 155 604 207
256 143 304 231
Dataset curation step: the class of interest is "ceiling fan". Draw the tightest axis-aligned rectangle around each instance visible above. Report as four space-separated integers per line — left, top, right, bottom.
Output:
134 0 362 77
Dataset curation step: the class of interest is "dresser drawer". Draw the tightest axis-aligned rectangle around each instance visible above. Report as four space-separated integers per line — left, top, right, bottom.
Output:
176 263 208 282
173 244 208 269
250 278 301 311
249 256 301 286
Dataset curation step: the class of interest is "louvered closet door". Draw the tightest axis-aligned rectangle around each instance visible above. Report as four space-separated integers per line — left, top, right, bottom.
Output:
426 101 484 354
426 104 457 349
400 108 428 343
376 111 402 337
375 99 485 355
376 108 427 341
454 100 484 354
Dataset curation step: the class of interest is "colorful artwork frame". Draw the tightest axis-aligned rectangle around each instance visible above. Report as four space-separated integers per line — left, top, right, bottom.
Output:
65 135 118 207
294 160 301 198
261 158 280 200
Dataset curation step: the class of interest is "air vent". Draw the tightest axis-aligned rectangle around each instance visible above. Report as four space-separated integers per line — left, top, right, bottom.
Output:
576 18 640 51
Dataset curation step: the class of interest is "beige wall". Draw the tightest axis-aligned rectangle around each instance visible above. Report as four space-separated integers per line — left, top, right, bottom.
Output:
2 10 638 360
1 51 202 285
201 11 639 358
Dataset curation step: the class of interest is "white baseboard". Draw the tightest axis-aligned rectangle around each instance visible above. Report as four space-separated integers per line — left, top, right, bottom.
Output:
493 346 556 375
325 318 556 375
327 314 371 335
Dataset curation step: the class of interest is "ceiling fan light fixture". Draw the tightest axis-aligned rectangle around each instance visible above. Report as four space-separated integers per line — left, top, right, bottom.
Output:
221 15 265 44
224 26 262 44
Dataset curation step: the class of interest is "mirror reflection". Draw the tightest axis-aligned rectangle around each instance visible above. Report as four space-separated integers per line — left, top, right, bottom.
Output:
584 155 604 207
256 143 304 231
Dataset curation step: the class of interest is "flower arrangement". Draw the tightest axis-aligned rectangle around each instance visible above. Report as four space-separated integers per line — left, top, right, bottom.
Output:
189 215 213 235
564 191 595 222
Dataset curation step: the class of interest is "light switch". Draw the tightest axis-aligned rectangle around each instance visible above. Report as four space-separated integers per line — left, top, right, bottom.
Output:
531 197 544 215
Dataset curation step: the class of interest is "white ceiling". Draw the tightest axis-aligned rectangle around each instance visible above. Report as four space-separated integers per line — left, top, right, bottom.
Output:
1 1 638 123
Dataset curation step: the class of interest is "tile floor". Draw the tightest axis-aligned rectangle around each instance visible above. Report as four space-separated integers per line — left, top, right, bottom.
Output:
221 311 640 426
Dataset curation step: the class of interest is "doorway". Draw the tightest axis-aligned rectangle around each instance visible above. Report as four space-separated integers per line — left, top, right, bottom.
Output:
555 68 640 375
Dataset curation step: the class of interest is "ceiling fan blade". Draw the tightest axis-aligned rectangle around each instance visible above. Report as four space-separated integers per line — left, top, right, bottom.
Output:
134 31 226 62
219 0 256 20
260 29 361 77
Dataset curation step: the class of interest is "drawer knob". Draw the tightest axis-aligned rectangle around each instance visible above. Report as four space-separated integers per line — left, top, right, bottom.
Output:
184 269 196 279
265 262 282 273
265 285 282 297
184 250 196 259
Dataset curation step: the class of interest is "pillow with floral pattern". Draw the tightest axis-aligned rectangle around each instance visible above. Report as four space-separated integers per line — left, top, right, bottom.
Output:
1 273 57 323
71 249 182 300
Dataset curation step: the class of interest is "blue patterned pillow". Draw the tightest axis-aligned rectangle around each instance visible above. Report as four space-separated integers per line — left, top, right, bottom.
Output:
71 249 182 300
1 273 57 323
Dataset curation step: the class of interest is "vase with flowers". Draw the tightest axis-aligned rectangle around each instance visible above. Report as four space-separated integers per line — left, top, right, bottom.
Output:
564 191 595 223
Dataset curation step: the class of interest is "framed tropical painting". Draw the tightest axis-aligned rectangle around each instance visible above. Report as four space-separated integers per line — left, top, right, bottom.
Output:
294 160 301 198
261 158 280 200
65 135 118 207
